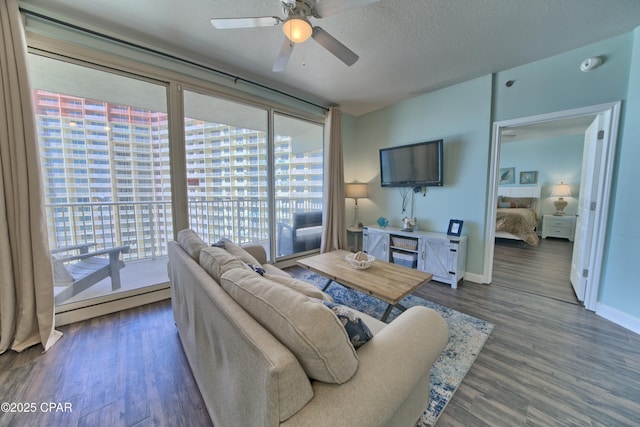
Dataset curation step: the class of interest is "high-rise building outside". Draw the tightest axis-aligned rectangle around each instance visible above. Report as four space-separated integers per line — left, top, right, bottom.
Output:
34 90 323 260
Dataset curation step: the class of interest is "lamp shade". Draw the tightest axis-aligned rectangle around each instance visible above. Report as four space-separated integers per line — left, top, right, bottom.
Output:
282 17 312 43
551 182 572 198
345 183 368 199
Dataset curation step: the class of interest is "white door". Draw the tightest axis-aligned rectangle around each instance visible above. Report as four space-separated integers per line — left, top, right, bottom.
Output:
571 114 605 301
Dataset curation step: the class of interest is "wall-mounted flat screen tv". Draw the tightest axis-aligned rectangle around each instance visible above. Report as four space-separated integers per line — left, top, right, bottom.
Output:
379 139 443 187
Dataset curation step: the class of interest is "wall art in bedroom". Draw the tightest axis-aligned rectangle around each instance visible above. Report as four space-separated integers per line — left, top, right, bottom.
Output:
519 171 538 184
499 167 515 185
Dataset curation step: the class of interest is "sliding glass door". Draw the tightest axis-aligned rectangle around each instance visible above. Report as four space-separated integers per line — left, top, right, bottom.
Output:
29 54 325 312
29 54 171 306
273 114 324 259
183 90 271 254
183 91 324 261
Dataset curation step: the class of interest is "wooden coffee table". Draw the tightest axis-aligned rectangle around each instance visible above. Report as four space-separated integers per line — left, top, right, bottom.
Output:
297 250 432 321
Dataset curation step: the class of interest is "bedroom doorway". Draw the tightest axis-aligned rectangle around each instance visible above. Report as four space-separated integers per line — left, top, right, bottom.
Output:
484 102 621 311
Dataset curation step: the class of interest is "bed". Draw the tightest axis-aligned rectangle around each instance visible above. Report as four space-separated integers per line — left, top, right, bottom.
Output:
495 185 541 246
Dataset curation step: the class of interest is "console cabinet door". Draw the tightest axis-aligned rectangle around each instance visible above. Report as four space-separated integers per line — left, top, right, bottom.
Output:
364 229 390 262
421 237 451 280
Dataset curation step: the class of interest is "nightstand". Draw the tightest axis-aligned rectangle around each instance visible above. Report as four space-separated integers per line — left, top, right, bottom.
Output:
542 215 576 241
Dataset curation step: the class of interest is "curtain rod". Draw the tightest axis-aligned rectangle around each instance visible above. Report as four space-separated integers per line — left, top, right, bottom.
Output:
20 8 329 112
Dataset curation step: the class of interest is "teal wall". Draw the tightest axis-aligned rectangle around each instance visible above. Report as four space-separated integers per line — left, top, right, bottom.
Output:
599 27 640 317
346 76 493 276
500 134 584 217
345 30 640 324
493 33 632 121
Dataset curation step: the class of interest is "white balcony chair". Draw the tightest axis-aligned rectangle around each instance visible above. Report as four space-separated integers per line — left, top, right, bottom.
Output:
51 243 130 305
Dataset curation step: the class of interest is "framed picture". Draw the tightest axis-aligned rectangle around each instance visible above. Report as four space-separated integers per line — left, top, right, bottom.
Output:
447 219 464 236
520 171 538 184
499 167 515 185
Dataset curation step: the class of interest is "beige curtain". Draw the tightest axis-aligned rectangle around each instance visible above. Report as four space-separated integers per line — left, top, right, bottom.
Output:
320 106 347 253
0 0 62 353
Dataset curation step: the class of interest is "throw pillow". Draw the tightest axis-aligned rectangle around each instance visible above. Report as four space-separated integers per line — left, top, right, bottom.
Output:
322 301 373 349
220 268 359 384
247 263 266 276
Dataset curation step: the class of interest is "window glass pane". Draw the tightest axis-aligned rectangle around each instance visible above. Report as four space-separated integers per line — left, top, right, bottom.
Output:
184 90 270 254
274 114 324 258
29 54 171 306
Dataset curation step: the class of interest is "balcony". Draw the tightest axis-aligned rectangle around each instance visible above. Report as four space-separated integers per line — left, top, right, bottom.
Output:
47 197 321 306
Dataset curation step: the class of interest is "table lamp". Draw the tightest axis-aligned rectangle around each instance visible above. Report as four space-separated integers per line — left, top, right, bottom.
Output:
345 182 368 228
551 182 571 215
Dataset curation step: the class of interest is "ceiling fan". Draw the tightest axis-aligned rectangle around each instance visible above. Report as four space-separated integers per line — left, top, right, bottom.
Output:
211 0 378 72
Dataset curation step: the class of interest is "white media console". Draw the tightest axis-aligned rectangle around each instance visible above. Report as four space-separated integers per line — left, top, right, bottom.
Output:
363 225 467 288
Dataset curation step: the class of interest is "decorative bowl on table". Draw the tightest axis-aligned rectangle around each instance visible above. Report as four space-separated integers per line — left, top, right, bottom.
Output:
345 251 375 269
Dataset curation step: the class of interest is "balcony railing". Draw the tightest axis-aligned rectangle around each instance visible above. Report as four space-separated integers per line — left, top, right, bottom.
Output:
45 197 323 261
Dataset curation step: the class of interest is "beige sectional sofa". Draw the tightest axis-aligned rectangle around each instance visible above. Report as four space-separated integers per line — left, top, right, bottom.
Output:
168 229 449 427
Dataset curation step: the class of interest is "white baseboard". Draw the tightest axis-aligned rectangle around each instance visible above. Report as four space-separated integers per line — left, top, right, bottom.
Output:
596 303 640 336
55 287 171 326
464 272 485 284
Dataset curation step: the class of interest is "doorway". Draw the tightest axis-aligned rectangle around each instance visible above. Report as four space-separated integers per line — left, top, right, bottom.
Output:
484 102 621 311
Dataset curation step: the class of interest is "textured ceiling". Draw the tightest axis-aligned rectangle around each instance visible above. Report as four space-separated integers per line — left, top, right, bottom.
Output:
18 0 640 116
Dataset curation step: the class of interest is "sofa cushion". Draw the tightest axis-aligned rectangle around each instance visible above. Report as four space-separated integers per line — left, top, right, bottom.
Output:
199 246 246 282
264 273 332 301
177 229 208 262
216 238 263 267
220 268 359 384
262 264 290 277
322 301 374 349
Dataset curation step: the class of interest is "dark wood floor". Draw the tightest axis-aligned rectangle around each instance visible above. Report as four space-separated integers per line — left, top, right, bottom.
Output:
2 256 640 426
0 301 212 427
492 237 579 304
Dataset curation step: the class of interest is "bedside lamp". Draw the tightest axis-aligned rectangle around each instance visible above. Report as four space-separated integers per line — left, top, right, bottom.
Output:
345 182 368 228
551 182 572 216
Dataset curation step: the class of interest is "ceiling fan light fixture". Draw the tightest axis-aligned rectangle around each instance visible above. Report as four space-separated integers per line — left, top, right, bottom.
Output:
282 16 312 43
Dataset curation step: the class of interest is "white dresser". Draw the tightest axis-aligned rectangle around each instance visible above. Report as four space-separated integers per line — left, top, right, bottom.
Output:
541 215 576 241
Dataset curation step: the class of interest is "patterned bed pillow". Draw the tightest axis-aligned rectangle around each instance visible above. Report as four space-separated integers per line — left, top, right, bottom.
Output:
501 197 534 208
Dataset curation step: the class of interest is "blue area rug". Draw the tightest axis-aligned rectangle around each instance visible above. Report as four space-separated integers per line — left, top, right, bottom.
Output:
287 267 494 426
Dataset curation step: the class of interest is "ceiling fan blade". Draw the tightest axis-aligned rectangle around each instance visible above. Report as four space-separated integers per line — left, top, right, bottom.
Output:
313 0 379 18
211 16 281 29
273 38 295 72
311 26 359 66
